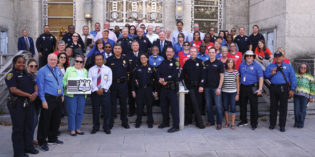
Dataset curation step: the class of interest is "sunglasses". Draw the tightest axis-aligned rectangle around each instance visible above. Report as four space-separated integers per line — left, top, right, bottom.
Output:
184 44 190 46
75 60 84 63
246 55 254 57
105 46 111 48
29 65 38 68
59 56 66 59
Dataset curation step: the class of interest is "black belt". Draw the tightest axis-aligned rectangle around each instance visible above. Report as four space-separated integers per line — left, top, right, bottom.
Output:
114 78 126 84
45 93 62 99
241 83 257 87
139 84 152 88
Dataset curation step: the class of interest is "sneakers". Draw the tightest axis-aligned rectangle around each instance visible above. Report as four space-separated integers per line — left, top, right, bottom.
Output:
39 144 49 151
237 122 248 127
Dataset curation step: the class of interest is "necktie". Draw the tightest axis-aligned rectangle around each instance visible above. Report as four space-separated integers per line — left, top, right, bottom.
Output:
97 68 101 88
25 37 30 51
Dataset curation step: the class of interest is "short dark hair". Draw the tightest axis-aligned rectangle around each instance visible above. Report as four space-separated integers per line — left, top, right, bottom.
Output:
176 21 184 25
114 43 122 48
253 25 259 29
58 52 69 68
166 46 175 52
95 53 104 60
298 63 310 74
12 55 25 70
208 47 216 52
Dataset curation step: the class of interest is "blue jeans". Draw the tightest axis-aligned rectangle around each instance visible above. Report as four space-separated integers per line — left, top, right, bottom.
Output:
222 92 237 114
204 88 223 125
294 95 309 127
65 95 86 131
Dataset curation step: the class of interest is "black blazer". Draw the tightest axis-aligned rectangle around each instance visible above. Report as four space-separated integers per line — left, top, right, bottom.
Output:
18 36 35 55
152 39 173 59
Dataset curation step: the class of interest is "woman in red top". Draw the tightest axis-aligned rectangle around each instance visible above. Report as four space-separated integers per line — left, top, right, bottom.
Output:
178 41 191 68
204 33 214 54
191 31 202 52
227 42 242 70
255 40 272 64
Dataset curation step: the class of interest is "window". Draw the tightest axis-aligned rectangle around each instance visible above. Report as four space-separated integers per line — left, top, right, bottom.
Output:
42 0 74 37
261 29 275 53
106 0 163 27
0 31 8 54
192 0 223 33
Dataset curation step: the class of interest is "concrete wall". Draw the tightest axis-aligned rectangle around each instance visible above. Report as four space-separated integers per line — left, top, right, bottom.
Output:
0 0 16 54
225 0 249 34
285 0 315 59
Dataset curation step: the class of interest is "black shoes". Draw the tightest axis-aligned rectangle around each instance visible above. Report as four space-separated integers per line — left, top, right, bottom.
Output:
48 139 63 144
122 123 130 129
158 123 170 129
148 124 153 128
167 127 179 133
252 126 257 130
280 127 286 132
75 130 84 135
39 144 49 151
135 123 141 128
104 129 111 134
14 154 29 157
237 122 248 127
90 129 98 134
269 126 275 130
25 149 39 154
197 124 206 129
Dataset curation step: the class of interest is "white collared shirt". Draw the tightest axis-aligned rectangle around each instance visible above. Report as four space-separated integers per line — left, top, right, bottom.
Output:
94 30 118 42
88 64 112 92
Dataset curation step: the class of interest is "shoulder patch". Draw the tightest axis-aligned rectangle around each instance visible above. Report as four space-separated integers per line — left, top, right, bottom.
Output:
6 73 13 80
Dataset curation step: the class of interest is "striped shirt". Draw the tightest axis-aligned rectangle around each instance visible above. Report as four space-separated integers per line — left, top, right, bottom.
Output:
222 70 239 93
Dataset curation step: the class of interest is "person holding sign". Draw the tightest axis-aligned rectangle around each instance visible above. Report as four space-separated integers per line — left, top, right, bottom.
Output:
63 55 88 136
89 54 113 134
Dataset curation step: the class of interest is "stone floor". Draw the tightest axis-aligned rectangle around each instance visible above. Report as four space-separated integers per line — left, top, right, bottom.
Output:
0 114 315 157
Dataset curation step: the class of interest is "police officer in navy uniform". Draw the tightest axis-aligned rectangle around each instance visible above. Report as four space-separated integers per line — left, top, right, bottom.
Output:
106 43 130 129
134 27 152 55
62 25 84 47
238 50 264 130
116 27 132 55
180 47 206 129
234 27 251 54
36 25 56 68
265 51 297 132
157 47 180 133
5 55 39 157
131 53 156 128
126 41 141 116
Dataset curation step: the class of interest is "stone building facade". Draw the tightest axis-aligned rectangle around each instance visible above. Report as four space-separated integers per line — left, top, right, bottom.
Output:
0 0 314 61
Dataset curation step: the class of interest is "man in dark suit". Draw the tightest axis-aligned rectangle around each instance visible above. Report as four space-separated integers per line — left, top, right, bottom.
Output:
153 32 173 59
18 29 35 56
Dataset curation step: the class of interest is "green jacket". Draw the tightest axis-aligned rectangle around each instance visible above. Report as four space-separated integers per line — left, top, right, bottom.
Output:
63 66 88 97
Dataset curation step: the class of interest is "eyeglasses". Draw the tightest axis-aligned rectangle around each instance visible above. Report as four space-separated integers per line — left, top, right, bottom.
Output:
29 65 38 68
59 56 66 59
184 44 190 46
75 60 84 63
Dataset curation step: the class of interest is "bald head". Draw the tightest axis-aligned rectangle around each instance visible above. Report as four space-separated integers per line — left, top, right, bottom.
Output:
47 53 58 68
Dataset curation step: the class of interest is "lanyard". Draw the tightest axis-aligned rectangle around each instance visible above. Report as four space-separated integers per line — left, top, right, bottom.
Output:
47 65 59 86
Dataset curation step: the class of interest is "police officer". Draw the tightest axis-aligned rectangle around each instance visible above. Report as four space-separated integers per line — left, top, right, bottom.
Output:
67 32 85 56
134 27 152 55
234 27 251 54
5 55 39 157
180 47 206 129
37 54 64 151
131 53 156 128
157 47 180 133
238 50 264 130
106 43 130 129
36 25 57 68
89 54 113 134
116 27 132 55
62 25 84 47
197 42 210 62
126 41 141 116
265 51 296 132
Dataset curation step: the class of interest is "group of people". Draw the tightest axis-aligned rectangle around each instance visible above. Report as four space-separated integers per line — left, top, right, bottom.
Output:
7 20 315 157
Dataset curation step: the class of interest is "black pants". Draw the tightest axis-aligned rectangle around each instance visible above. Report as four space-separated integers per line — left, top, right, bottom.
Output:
240 84 259 127
160 88 179 129
37 94 62 145
91 92 111 130
110 82 128 125
128 81 136 114
270 85 289 128
135 87 154 125
186 88 203 125
7 100 34 156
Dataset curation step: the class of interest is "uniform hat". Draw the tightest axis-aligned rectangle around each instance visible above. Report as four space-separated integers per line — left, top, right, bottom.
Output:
103 29 109 33
244 50 255 56
274 51 283 57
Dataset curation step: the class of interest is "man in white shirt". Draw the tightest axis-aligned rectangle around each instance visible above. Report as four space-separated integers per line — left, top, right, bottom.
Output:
188 23 205 42
146 25 159 44
81 25 94 54
94 21 118 42
171 21 189 44
88 53 113 134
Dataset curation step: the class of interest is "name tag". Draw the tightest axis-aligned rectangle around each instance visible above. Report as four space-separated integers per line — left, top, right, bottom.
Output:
58 89 61 95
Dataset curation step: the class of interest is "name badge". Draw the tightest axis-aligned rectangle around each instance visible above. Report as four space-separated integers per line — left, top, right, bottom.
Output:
58 89 62 95
243 77 246 82
104 75 108 80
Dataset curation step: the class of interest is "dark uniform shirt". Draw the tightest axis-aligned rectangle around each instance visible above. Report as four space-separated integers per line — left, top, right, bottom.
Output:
5 69 36 96
204 59 224 88
106 55 130 81
134 36 152 55
210 35 217 43
126 53 141 79
117 37 132 55
62 32 84 47
249 33 265 52
36 33 56 55
234 35 251 54
157 58 180 83
132 64 156 91
67 41 85 56
180 58 205 89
